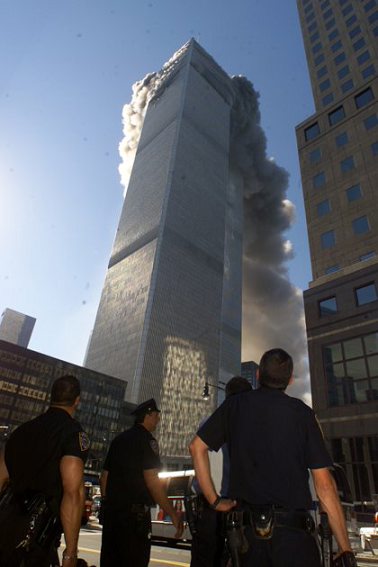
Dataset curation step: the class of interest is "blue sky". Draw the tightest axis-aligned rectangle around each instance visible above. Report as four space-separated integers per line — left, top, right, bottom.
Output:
0 0 315 365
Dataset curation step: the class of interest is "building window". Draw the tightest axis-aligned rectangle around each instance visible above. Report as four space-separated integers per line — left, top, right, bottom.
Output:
325 264 340 274
338 65 350 79
317 199 331 217
334 52 346 65
360 251 376 262
323 8 334 19
331 40 343 52
305 122 320 141
311 31 320 42
346 183 362 202
374 25 378 36
309 147 322 163
312 42 323 54
355 283 377 306
329 105 345 126
320 78 331 92
345 14 357 26
322 93 334 106
364 114 378 130
339 0 348 4
353 215 370 235
315 53 325 65
324 333 378 407
362 65 375 79
341 156 355 173
357 51 371 65
353 37 366 51
319 296 338 316
364 0 377 12
341 79 354 93
355 88 375 109
306 11 316 23
304 2 313 14
328 29 339 41
368 11 378 23
336 131 349 147
321 0 330 8
321 229 335 249
325 17 336 30
308 21 317 33
317 66 328 78
342 4 353 17
349 25 361 39
313 171 326 188
372 141 378 156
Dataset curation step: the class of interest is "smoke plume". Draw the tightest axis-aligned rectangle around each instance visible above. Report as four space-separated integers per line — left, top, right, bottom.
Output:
118 45 311 404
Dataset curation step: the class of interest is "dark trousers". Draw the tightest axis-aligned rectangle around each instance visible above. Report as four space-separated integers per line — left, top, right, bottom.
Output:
240 525 321 567
190 499 226 567
100 505 151 567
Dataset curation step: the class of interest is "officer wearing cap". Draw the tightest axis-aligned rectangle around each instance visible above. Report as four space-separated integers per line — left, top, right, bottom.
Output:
190 349 356 567
0 374 89 567
100 398 184 567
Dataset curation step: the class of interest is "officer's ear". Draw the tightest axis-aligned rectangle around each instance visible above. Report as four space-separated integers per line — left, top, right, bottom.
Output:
73 395 80 409
288 374 294 385
256 368 260 382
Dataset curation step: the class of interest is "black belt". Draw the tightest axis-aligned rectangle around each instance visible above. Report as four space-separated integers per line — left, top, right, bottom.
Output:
275 510 315 533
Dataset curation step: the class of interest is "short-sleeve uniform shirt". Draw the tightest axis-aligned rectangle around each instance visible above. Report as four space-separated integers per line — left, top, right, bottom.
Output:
5 407 89 510
198 387 332 510
104 424 161 509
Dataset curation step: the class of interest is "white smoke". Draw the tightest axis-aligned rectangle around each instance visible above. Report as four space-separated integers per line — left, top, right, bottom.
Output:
118 46 311 404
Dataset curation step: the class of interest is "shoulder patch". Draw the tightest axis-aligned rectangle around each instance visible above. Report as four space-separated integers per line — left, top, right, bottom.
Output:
79 431 90 451
150 439 160 456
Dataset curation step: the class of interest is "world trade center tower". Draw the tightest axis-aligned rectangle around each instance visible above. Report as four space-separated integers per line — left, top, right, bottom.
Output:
85 40 242 463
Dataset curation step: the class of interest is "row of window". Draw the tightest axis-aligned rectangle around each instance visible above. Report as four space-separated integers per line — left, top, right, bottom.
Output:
319 283 378 316
305 87 375 141
321 215 371 251
324 250 376 276
316 181 367 217
309 136 378 164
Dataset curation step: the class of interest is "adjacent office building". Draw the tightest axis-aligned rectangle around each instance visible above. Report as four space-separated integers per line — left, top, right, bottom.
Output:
0 308 36 348
296 0 378 500
85 40 242 464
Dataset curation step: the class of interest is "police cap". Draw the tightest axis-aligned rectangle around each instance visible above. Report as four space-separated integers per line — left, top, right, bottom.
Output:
131 398 161 416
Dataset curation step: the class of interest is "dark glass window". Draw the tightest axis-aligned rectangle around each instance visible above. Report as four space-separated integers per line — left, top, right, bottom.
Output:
341 156 355 173
321 0 330 9
334 52 346 65
374 26 378 36
355 88 374 109
323 93 334 106
346 14 357 26
317 66 328 78
311 31 320 42
336 132 348 147
356 283 377 306
362 65 375 79
305 122 320 141
360 251 376 262
353 37 366 51
312 42 322 54
368 11 378 23
338 65 350 79
317 199 331 217
329 106 345 126
320 78 331 92
315 53 325 65
308 21 317 33
364 0 376 13
309 147 322 163
331 40 343 52
313 171 326 188
342 4 353 16
306 11 316 23
325 265 340 274
346 184 362 202
321 229 335 249
325 17 336 30
304 2 314 14
349 25 361 39
319 297 338 316
323 8 333 19
339 0 348 5
353 216 370 235
358 51 371 65
372 141 378 156
328 29 339 41
342 79 354 93
364 114 378 130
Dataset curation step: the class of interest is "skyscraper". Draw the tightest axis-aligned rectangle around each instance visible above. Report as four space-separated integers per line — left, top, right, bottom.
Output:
296 0 378 501
0 308 36 348
85 40 242 463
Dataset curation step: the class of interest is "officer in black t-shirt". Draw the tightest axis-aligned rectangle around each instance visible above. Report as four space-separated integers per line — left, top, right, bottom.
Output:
0 374 90 567
99 398 183 567
189 349 355 567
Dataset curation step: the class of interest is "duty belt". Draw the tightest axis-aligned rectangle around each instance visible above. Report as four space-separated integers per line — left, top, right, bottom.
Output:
243 505 315 539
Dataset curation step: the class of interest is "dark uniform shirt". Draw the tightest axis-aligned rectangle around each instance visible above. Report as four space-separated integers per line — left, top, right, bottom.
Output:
104 424 161 510
5 407 89 512
198 386 332 510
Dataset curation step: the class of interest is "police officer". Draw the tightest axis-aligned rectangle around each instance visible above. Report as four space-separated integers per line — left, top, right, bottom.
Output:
99 398 184 567
189 349 356 567
0 374 90 567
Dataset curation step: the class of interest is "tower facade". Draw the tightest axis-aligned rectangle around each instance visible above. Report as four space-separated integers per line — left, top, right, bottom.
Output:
85 41 242 462
0 309 36 348
296 0 378 500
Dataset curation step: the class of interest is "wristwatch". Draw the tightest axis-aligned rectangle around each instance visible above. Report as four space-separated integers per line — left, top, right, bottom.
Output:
210 495 222 510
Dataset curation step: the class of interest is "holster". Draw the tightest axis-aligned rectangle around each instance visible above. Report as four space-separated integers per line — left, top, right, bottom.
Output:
183 494 202 535
333 551 358 567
